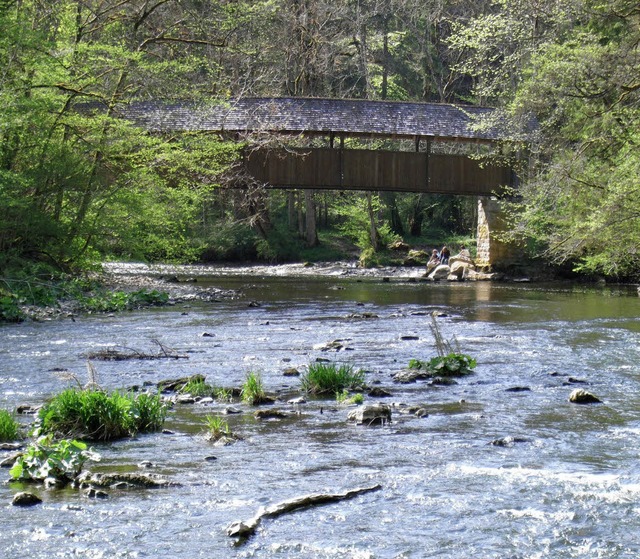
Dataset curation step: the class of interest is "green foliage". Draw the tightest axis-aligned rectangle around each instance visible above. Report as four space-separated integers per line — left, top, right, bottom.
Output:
0 291 24 322
335 194 401 252
241 371 267 405
10 435 99 483
336 390 364 405
301 362 365 396
409 354 477 377
0 409 21 441
38 388 167 441
77 289 169 313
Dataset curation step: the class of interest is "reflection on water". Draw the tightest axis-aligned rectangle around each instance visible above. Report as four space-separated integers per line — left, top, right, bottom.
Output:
1 275 639 558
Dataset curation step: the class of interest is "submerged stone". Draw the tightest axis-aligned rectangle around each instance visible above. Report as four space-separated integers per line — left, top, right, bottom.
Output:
12 492 42 507
569 389 601 404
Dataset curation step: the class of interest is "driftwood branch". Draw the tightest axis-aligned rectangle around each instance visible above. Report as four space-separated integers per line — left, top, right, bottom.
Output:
226 484 382 539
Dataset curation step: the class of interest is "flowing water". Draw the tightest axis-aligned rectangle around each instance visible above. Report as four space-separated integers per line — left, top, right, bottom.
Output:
1 266 640 558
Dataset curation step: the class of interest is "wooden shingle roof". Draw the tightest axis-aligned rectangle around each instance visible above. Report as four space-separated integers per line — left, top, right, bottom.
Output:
117 97 504 142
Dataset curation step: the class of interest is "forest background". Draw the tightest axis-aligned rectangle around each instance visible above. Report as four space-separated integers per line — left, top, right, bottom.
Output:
1 0 639 300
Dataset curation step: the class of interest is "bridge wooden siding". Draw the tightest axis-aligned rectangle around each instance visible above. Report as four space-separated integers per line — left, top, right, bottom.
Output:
245 147 511 195
117 97 515 195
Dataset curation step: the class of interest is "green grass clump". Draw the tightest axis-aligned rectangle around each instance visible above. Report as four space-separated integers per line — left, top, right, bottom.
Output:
301 362 365 396
408 353 477 377
180 378 215 397
241 371 267 405
180 379 233 402
204 415 232 442
0 409 21 441
38 388 167 441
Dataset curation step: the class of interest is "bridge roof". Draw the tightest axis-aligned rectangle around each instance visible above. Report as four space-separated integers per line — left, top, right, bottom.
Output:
117 97 504 143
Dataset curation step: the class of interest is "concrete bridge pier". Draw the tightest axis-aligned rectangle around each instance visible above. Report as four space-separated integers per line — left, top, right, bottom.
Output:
476 197 518 270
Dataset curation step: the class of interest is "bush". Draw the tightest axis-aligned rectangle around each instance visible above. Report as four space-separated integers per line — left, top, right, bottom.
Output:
0 409 21 441
301 362 365 396
408 353 477 377
38 388 167 441
10 435 99 483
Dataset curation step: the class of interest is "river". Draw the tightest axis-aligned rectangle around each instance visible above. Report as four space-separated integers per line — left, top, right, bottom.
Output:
1 265 639 558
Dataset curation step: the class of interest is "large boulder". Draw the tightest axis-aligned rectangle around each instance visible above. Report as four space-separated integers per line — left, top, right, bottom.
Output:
347 404 392 426
449 260 474 279
404 249 428 266
427 264 451 281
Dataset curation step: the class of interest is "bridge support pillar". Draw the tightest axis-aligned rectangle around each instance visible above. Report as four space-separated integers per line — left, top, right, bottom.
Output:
476 197 518 269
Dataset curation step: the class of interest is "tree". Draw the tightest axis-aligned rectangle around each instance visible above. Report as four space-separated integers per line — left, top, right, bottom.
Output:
450 0 640 278
0 0 238 270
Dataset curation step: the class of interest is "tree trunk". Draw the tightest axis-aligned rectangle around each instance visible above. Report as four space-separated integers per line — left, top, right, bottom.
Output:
304 189 318 247
366 192 380 250
287 190 297 230
408 194 426 237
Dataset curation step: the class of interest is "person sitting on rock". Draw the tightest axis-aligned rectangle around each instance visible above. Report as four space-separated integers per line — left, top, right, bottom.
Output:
426 249 440 273
439 246 450 265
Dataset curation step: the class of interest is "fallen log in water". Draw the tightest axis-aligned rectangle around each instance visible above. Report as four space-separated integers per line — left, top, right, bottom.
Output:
226 483 382 539
85 339 188 361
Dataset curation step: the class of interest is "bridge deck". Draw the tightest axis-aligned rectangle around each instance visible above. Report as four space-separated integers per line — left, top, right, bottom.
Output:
116 97 514 194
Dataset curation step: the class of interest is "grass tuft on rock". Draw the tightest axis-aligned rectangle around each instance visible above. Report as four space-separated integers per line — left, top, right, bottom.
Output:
241 371 268 405
204 415 231 441
38 388 167 441
301 362 365 396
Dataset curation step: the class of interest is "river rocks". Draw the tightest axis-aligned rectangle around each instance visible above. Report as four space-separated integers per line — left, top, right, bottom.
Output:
12 492 42 507
569 389 602 404
283 367 300 377
86 488 109 499
0 452 21 468
347 404 392 426
392 369 432 383
393 404 429 418
76 471 176 489
313 339 353 351
368 387 392 398
490 436 530 447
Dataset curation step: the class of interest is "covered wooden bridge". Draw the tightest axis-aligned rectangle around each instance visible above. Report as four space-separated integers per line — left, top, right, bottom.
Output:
119 97 514 196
